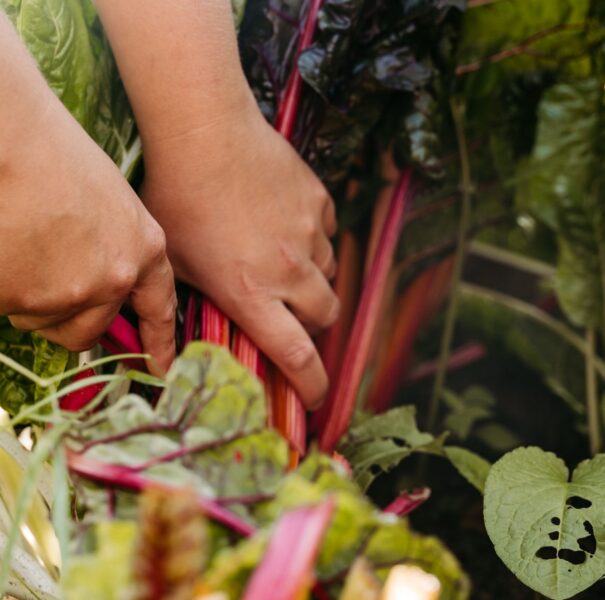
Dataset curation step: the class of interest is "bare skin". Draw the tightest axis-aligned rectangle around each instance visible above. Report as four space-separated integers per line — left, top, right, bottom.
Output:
94 0 340 409
0 13 177 374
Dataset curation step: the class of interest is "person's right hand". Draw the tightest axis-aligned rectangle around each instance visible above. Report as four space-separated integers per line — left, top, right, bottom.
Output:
0 18 177 373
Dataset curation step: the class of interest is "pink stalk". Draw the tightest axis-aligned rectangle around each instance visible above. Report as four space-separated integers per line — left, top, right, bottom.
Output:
201 299 230 347
384 488 431 516
232 330 265 379
182 293 197 346
275 0 324 140
271 0 325 462
242 498 335 600
319 169 414 452
366 257 454 414
60 368 106 412
66 450 254 537
102 315 147 371
272 372 307 458
406 342 486 384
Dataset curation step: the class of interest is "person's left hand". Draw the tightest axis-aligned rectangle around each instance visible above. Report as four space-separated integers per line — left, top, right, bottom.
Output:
141 98 340 409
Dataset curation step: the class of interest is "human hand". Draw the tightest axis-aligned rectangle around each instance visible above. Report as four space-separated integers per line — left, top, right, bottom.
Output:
142 100 339 407
0 46 177 373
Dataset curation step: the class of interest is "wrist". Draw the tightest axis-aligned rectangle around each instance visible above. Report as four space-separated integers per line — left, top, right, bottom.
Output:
141 87 266 182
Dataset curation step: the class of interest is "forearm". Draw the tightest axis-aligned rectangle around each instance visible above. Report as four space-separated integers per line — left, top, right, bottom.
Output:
93 0 255 161
0 13 61 163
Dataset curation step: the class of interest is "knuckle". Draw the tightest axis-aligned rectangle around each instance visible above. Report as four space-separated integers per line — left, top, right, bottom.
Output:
63 284 90 309
278 242 308 278
300 217 318 240
283 339 316 373
109 264 138 297
16 292 46 314
145 223 168 262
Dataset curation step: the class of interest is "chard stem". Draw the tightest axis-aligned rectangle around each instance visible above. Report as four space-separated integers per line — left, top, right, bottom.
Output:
426 98 473 433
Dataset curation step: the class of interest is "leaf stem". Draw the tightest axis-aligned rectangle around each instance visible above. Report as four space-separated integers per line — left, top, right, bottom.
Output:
585 328 601 455
426 99 473 433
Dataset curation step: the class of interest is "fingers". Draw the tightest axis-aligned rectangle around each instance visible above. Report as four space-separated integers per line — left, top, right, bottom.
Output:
322 196 337 238
236 298 329 410
285 264 340 332
9 312 73 332
129 254 177 376
36 303 122 352
312 235 337 280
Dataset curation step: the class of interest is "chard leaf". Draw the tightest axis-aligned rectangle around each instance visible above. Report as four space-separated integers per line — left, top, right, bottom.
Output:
517 79 605 329
69 343 288 521
484 447 605 600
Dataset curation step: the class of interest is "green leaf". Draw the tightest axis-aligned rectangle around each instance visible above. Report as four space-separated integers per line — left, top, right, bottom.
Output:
444 446 491 494
62 521 137 600
213 454 470 600
339 407 444 490
484 447 605 599
458 0 594 82
70 343 288 521
517 79 605 329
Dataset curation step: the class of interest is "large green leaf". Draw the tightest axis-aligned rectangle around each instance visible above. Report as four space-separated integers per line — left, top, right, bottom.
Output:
484 447 605 599
69 343 289 523
517 79 605 329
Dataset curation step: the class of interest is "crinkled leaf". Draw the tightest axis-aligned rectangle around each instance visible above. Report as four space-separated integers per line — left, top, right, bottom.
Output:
69 343 288 522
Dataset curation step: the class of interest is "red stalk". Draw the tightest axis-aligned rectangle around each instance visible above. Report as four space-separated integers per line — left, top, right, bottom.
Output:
271 370 307 460
232 330 265 379
384 488 431 516
366 257 454 413
275 0 324 141
242 498 335 600
200 299 230 347
182 293 198 346
271 0 325 462
102 315 147 371
406 342 486 384
319 169 414 452
363 153 401 279
60 368 106 412
66 450 255 537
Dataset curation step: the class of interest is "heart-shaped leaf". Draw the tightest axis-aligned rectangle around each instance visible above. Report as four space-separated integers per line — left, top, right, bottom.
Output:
484 447 605 599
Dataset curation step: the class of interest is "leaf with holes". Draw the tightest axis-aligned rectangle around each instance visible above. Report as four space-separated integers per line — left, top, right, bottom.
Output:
484 447 605 599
